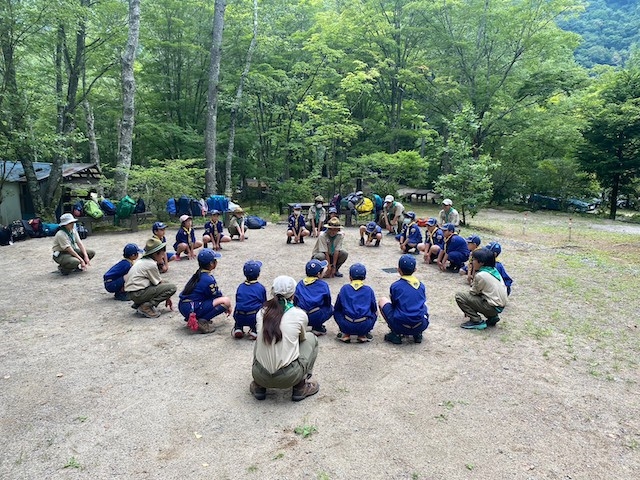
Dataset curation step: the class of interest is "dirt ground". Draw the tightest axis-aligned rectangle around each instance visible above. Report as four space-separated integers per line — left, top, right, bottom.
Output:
1 208 638 479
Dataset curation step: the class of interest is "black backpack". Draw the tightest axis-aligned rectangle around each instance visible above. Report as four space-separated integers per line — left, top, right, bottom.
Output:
134 198 146 214
77 223 88 239
10 220 27 241
0 225 12 246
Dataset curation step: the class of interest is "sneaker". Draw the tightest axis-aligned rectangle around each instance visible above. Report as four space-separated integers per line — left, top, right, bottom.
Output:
486 316 501 327
311 325 327 336
359 237 365 246
291 378 320 402
114 292 129 301
356 335 372 343
334 270 343 278
287 236 292 244
232 327 244 339
299 238 304 244
137 303 161 318
248 330 258 340
250 381 267 401
198 320 216 334
413 333 423 343
374 239 380 247
384 332 403 345
336 332 351 343
460 320 487 330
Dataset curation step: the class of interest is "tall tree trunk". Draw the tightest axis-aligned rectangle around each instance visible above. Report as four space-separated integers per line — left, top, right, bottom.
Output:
205 0 227 196
113 0 141 199
225 0 257 198
83 99 102 195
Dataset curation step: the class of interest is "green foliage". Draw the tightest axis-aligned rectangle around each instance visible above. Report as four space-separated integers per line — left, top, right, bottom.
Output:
294 421 318 439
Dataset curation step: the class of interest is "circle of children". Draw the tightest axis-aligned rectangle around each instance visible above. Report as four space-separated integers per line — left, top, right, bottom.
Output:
52 195 512 402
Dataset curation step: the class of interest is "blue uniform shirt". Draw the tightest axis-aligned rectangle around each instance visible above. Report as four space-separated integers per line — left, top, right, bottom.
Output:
288 214 306 232
234 280 267 315
174 227 196 250
365 225 382 242
179 271 222 303
425 227 445 248
445 233 470 256
203 220 224 238
496 261 513 293
103 258 133 283
334 282 377 335
405 223 423 245
389 277 429 325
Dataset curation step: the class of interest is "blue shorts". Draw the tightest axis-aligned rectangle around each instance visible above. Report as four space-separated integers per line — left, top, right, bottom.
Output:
178 300 227 321
104 277 125 294
381 303 429 335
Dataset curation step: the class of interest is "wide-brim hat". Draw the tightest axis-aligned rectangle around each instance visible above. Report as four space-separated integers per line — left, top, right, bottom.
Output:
233 207 244 215
326 218 342 229
59 213 78 226
143 238 166 257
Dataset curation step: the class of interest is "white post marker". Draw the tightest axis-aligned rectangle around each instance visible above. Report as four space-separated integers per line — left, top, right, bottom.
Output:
523 212 528 236
569 217 573 241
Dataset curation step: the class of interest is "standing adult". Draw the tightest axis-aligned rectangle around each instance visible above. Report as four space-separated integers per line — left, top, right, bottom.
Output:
311 217 349 278
250 276 320 402
52 213 95 275
379 195 405 235
438 199 460 227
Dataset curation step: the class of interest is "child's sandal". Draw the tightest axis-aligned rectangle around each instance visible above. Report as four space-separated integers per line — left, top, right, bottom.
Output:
336 332 351 343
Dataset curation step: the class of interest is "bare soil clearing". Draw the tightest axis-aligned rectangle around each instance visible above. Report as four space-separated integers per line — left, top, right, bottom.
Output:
1 208 638 479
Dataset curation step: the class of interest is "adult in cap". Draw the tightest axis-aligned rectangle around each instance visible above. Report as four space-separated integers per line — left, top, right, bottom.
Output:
250 276 320 402
124 238 177 318
174 214 203 260
307 195 327 237
417 218 445 264
52 213 95 275
228 206 247 241
379 194 405 235
438 198 460 227
311 217 349 278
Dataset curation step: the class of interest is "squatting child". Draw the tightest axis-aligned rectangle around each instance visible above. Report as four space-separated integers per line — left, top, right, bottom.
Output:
152 222 175 273
460 234 481 283
417 218 444 264
103 243 142 301
396 211 423 253
287 204 310 244
294 259 334 336
174 214 203 260
333 263 377 343
203 210 230 250
232 260 267 339
487 242 513 296
359 221 382 247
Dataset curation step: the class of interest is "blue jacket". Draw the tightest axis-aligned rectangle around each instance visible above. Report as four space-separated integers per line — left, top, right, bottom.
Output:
445 233 470 256
389 277 429 325
103 258 133 283
234 281 267 316
294 278 333 325
334 282 377 335
496 262 513 291
174 227 196 250
179 271 222 303
424 227 445 248
288 214 306 232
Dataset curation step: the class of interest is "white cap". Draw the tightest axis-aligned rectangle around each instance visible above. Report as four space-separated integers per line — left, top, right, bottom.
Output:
442 198 453 206
272 275 296 299
384 195 394 203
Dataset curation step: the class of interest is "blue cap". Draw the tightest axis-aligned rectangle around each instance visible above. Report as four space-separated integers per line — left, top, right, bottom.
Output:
198 248 221 266
487 241 502 256
293 203 302 210
152 221 167 232
406 211 416 220
365 221 377 233
349 263 366 280
328 206 338 214
208 209 221 216
306 259 328 276
123 243 143 257
426 217 437 226
399 254 417 274
466 235 481 246
443 223 456 232
243 260 262 279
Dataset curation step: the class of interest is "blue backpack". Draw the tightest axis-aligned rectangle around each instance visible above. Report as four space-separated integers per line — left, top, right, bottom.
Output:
100 199 117 215
166 198 177 215
246 215 267 229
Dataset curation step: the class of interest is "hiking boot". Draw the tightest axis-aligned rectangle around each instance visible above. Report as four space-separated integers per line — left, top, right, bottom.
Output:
114 292 129 301
359 237 365 246
374 239 380 247
58 266 70 276
311 325 327 336
413 333 423 343
384 332 403 345
287 236 292 244
486 316 501 327
291 377 320 402
250 381 267 401
461 320 487 330
232 327 244 339
137 303 161 318
198 320 216 334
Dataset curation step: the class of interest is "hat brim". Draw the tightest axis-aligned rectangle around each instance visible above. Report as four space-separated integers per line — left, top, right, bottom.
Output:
59 219 78 226
326 224 342 229
144 242 166 256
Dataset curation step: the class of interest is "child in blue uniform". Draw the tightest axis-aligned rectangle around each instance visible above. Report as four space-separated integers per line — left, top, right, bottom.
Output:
152 222 175 273
178 249 232 334
418 218 445 264
103 243 142 300
333 263 378 343
174 214 203 260
487 242 513 295
287 204 310 244
359 221 382 247
294 259 333 336
460 234 481 282
202 210 231 250
437 223 470 273
232 260 267 339
396 211 423 253
378 254 429 345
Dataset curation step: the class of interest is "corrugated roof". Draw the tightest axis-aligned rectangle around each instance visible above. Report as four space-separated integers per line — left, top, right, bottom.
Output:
0 162 100 182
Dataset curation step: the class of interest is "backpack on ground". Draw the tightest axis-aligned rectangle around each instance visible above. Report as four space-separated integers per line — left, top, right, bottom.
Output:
245 215 267 229
356 197 374 213
84 199 104 219
22 218 43 238
134 198 146 214
100 199 117 215
206 195 228 213
116 195 137 222
10 220 27 241
177 195 191 216
190 198 204 217
166 198 177 216
76 223 88 239
0 225 12 245
72 200 84 217
42 223 59 236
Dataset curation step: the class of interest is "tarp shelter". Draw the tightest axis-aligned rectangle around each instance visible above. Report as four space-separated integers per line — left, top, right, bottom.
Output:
0 162 101 224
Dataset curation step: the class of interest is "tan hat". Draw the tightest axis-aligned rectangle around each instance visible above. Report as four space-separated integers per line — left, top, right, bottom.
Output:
179 214 192 223
233 207 244 215
59 213 78 226
272 275 296 299
314 195 324 202
326 217 342 229
143 238 166 257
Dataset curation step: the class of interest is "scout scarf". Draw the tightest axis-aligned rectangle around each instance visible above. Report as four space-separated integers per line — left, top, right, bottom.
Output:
350 280 365 290
303 276 319 286
400 275 420 289
64 228 78 249
479 266 502 282
182 227 193 246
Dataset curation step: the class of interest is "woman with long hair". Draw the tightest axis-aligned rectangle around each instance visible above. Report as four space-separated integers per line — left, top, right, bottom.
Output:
250 276 319 402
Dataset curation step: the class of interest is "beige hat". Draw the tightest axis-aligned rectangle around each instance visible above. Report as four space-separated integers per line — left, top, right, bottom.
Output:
314 195 324 202
233 207 244 215
179 214 192 223
59 213 78 226
272 275 296 299
442 198 453 206
326 217 342 229
143 238 166 257
384 195 394 203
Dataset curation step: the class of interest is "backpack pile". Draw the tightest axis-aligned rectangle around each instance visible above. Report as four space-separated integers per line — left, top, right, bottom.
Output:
0 225 12 246
116 195 137 224
84 199 104 219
